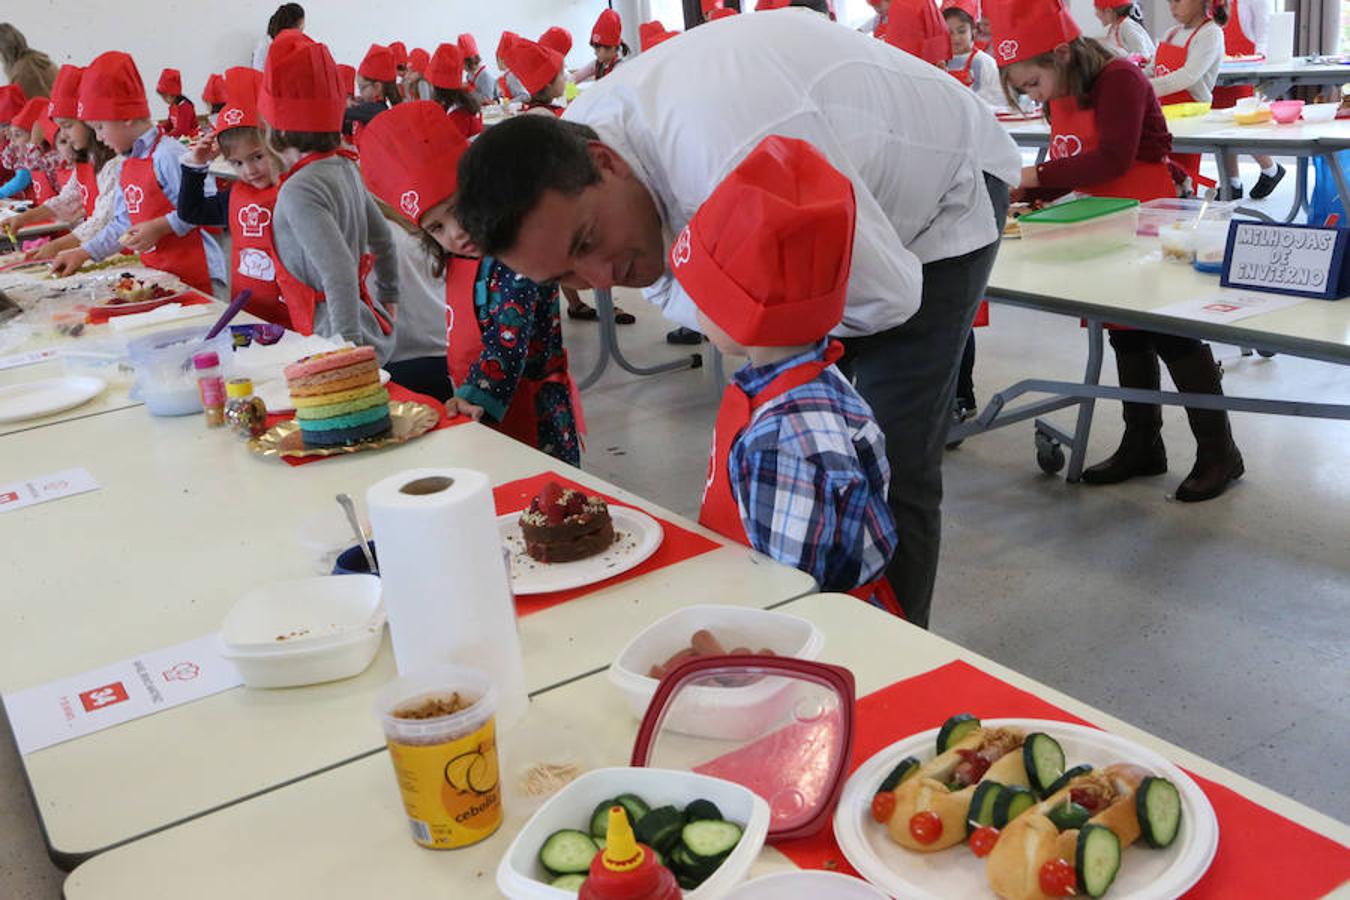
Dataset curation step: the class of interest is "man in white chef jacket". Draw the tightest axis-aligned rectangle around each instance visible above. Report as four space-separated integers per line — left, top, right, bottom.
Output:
454 8 1021 628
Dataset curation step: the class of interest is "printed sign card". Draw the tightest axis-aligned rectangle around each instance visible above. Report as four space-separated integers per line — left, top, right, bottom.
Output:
1221 221 1350 300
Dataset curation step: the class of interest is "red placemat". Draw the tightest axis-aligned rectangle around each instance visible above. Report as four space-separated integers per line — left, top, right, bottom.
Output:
773 660 1350 898
493 471 720 617
266 383 468 468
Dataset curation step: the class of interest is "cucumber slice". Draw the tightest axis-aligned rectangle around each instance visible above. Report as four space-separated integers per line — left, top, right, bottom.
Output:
936 713 981 754
1136 776 1183 848
681 819 743 862
550 873 587 892
1023 733 1067 797
684 799 723 822
635 805 685 854
539 829 598 875
668 843 700 873
589 799 617 839
878 756 922 793
614 793 651 825
1047 800 1092 831
675 871 703 891
1045 763 1094 798
992 785 1037 827
1076 823 1122 897
966 781 1005 835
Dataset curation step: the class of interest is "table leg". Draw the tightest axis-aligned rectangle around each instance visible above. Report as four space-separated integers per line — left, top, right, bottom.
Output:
1064 319 1104 483
1215 149 1234 200
1278 156 1310 224
578 289 700 390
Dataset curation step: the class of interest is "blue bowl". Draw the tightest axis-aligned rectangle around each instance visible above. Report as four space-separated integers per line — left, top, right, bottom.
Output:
333 541 378 576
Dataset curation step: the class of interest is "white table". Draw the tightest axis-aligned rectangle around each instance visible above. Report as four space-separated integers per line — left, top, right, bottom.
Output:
62 593 1350 899
1 412 815 865
1216 56 1350 95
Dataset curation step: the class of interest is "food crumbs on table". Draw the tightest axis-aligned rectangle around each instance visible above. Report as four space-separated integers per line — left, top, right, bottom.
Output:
520 761 582 797
392 692 472 719
274 628 311 642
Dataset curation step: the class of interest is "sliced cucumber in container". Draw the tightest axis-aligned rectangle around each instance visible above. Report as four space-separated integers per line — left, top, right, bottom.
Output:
1076 823 1122 897
614 793 652 825
590 800 618 839
1045 763 1094 798
681 819 743 863
550 873 587 892
1136 776 1183 848
683 799 723 822
879 756 922 793
992 785 1037 827
1046 800 1092 832
635 805 685 855
936 713 981 754
967 781 1006 834
1023 733 1067 797
539 829 599 875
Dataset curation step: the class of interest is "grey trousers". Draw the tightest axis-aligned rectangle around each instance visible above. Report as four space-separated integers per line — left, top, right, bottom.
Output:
839 173 1010 628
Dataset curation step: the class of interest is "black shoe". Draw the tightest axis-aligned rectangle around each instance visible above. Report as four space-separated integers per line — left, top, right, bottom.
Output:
666 326 705 345
944 399 977 450
1225 182 1244 201
1248 164 1286 200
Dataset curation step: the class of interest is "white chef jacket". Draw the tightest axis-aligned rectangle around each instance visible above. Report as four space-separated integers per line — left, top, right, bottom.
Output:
563 8 1022 337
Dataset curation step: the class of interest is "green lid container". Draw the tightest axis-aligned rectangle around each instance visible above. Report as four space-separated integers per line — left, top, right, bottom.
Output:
1020 197 1140 224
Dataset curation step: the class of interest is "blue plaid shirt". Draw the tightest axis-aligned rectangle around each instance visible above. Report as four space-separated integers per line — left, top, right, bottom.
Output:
728 341 897 592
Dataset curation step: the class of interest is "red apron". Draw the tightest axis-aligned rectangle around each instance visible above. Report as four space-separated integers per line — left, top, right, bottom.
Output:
949 52 976 88
496 75 513 101
228 180 289 327
74 161 98 217
1047 96 1177 202
447 107 484 139
595 58 618 80
120 134 213 293
522 101 563 117
271 150 392 337
29 165 61 205
1212 0 1257 108
444 256 585 448
1154 22 1216 189
699 341 903 616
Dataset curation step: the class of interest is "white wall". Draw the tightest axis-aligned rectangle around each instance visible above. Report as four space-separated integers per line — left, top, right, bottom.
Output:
7 1 609 111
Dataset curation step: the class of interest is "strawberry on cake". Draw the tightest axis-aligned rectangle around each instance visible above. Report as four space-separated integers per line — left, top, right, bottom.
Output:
519 481 616 563
284 346 392 449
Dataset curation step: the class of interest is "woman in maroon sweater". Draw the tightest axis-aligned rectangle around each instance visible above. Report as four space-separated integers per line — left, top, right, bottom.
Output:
991 0 1244 504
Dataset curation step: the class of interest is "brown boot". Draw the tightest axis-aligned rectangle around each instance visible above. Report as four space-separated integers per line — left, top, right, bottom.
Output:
1081 345 1167 485
1165 344 1244 502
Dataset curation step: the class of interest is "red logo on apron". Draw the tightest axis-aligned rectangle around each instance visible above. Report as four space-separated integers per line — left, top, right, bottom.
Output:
1050 134 1084 159
123 183 145 213
236 203 272 237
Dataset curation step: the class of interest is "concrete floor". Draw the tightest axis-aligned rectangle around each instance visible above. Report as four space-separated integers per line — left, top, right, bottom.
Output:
3 158 1348 897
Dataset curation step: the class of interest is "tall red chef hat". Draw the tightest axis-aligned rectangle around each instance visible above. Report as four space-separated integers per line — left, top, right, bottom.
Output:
426 43 465 90
409 48 430 74
337 64 357 98
755 0 791 9
214 67 264 135
885 0 953 65
359 44 398 83
497 31 520 61
0 84 27 123
504 38 564 96
670 135 856 347
702 0 723 12
77 52 150 121
358 100 467 227
389 41 409 67
591 9 623 46
48 65 82 120
709 7 739 18
260 31 345 133
458 33 480 59
984 0 1081 66
540 27 573 58
156 67 182 96
13 97 48 132
941 0 981 19
203 73 228 105
639 22 679 50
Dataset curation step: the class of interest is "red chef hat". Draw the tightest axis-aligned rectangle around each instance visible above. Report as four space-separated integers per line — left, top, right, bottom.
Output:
539 26 573 58
214 67 263 135
77 52 150 121
359 44 398 83
458 33 480 59
13 97 48 132
1093 0 1122 8
48 65 83 120
941 0 981 18
755 0 791 9
260 31 345 133
409 48 430 74
709 7 739 18
984 0 1081 66
203 73 228 105
358 100 467 226
0 84 26 122
337 64 357 98
389 41 409 67
670 135 855 347
639 22 679 50
497 31 520 61
702 0 723 12
37 113 59 147
156 67 182 96
504 39 564 96
591 9 623 47
427 43 465 90
885 0 953 64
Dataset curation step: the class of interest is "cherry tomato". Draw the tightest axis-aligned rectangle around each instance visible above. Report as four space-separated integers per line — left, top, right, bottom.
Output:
870 791 896 824
909 811 943 845
1070 787 1103 813
1039 858 1078 897
969 825 1000 857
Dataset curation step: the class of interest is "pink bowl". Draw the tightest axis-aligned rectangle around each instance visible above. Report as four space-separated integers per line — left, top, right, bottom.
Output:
1270 100 1305 124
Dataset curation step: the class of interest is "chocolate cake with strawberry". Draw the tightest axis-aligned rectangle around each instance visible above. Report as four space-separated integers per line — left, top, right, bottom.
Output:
519 481 616 563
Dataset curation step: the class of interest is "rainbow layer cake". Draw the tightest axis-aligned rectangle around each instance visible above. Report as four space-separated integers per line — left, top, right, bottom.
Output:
284 346 391 448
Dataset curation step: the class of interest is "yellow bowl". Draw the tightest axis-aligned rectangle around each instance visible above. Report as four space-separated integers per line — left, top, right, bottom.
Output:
1162 101 1213 121
1233 108 1273 126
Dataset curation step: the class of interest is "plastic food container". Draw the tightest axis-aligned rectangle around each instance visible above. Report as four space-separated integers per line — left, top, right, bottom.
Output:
609 605 824 737
375 666 502 849
1270 99 1305 124
496 767 770 899
726 871 890 899
1234 105 1272 125
1161 101 1211 120
128 325 232 416
1137 197 1237 236
218 574 384 688
1018 197 1140 260
1302 102 1339 123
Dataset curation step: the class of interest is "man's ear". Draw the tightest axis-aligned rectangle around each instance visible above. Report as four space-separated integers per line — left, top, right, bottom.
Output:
588 140 632 180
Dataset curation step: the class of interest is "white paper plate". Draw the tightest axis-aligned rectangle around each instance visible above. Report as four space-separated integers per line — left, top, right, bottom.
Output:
498 504 664 594
252 369 391 414
0 375 106 423
834 719 1219 900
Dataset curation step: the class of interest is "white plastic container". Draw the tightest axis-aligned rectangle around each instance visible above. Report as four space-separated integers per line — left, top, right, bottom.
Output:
497 766 770 900
726 871 890 899
1302 102 1339 123
1019 197 1140 260
128 325 233 417
609 605 824 738
218 574 384 688
1138 197 1237 236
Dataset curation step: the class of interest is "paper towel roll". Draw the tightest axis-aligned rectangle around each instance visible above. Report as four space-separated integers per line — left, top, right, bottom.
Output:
1266 12 1294 65
367 468 527 727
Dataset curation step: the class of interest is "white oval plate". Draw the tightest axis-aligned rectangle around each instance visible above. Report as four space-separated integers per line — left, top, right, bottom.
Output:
252 369 391 414
834 718 1218 900
0 375 107 423
498 504 664 595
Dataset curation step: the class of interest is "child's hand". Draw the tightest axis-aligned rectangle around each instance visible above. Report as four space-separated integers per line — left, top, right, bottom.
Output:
121 218 173 253
29 240 64 261
49 247 92 277
186 134 219 167
1018 165 1040 191
445 396 484 421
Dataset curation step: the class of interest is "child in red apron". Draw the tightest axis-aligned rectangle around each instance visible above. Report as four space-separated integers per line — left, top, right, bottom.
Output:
0 85 26 187
457 33 497 104
1211 0 1283 198
1150 0 1225 193
1 98 59 202
942 1 1005 109
202 73 229 126
425 42 483 140
357 44 402 109
993 0 1245 503
156 68 199 138
861 0 891 39
260 31 399 348
358 101 583 464
1093 0 1155 63
496 33 523 102
575 9 628 84
177 67 289 327
669 135 900 608
504 38 567 117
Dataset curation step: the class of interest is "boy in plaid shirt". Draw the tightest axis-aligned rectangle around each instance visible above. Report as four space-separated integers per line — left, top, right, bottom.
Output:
670 135 899 609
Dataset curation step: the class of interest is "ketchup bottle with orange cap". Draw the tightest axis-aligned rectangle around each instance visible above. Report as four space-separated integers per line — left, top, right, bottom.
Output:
579 806 681 900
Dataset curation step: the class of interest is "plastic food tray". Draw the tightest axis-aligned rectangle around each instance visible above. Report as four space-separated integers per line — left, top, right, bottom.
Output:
1018 197 1141 261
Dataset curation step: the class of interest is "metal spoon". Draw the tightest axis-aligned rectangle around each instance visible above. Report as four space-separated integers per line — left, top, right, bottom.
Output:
336 493 378 575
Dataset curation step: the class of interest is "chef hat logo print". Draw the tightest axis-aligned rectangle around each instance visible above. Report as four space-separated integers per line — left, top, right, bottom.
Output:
998 39 1019 61
123 183 145 213
221 107 244 126
672 226 693 268
1050 134 1083 160
1155 63 1172 75
400 190 420 220
237 203 272 237
162 662 200 682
